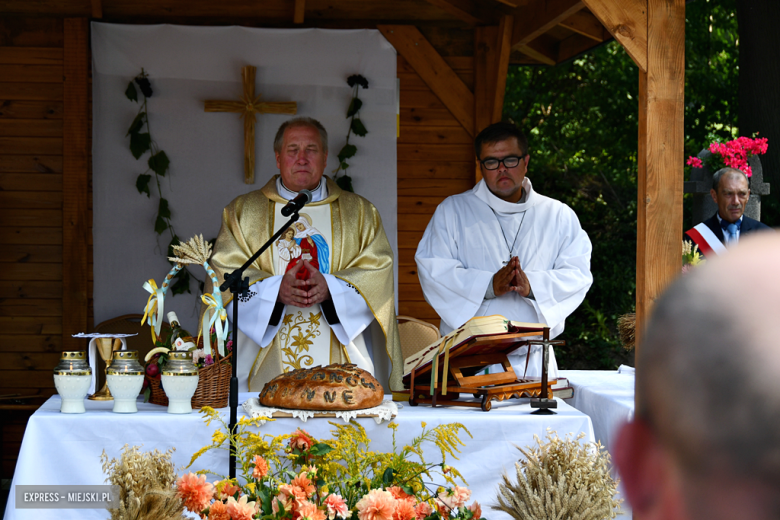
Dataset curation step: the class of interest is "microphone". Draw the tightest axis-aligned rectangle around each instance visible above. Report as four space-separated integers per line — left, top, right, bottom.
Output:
280 189 313 216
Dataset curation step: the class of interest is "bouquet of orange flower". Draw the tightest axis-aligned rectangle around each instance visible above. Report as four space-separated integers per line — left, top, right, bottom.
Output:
175 408 481 520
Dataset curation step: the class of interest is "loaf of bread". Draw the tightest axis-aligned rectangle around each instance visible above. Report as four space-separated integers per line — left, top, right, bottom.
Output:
258 364 384 411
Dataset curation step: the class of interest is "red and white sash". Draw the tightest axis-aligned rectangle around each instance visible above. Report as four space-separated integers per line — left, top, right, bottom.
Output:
685 222 726 256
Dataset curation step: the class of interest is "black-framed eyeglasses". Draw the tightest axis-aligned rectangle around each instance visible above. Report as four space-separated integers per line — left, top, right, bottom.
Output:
480 155 526 170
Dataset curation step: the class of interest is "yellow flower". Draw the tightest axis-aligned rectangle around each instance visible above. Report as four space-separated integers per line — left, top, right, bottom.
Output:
212 429 227 445
283 314 294 325
421 422 427 429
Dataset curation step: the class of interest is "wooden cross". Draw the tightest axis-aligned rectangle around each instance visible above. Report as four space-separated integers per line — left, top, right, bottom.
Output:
204 66 298 184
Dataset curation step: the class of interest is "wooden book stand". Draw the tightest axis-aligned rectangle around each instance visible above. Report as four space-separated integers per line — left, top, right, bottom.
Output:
405 328 563 412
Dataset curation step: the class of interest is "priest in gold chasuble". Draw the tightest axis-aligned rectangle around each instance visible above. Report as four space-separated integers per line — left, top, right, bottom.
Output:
208 117 403 394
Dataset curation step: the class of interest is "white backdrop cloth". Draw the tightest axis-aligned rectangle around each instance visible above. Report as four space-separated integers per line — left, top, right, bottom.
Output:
4 395 594 520
91 23 398 332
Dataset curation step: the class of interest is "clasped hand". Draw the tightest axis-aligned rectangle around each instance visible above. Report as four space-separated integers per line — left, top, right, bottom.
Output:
493 256 531 298
278 260 331 307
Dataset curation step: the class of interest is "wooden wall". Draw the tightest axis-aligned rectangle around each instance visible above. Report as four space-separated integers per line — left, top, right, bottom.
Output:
396 55 475 327
0 17 93 477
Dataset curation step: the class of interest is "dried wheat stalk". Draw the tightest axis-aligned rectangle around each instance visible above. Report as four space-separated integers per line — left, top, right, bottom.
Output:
492 432 622 520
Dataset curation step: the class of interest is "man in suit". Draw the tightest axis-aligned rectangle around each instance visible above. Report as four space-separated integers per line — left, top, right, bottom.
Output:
615 234 780 520
684 167 770 256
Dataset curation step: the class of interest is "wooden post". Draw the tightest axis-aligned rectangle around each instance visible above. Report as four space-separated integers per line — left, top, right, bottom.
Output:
473 16 513 183
636 0 685 350
62 18 90 349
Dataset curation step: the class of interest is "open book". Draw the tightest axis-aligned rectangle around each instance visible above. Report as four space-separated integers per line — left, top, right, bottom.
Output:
402 315 548 379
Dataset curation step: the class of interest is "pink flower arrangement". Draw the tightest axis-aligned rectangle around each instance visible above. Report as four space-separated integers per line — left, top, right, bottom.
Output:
176 472 214 513
414 502 434 520
252 455 269 479
687 135 769 177
289 428 315 452
392 498 417 520
226 495 258 520
356 489 397 520
436 486 471 510
208 499 230 520
324 494 349 520
179 419 476 520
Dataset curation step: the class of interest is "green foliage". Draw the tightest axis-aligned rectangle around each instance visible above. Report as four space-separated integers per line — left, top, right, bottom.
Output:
683 0 739 158
500 1 739 369
148 150 170 176
504 42 638 369
125 81 138 102
136 174 152 197
332 74 370 192
126 69 197 297
129 132 151 159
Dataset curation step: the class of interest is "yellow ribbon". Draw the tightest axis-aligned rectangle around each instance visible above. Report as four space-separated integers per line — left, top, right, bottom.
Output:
141 279 164 343
200 293 228 357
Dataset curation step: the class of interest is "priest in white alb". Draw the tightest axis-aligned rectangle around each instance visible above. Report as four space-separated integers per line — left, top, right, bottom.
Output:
208 117 403 394
415 121 593 378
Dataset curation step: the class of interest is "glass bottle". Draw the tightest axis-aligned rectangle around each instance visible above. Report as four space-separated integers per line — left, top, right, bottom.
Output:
167 311 196 350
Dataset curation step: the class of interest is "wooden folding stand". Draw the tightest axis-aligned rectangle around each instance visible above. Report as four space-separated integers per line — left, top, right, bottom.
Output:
406 328 564 412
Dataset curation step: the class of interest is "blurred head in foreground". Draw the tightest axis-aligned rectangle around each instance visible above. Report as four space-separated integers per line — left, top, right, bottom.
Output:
615 234 780 520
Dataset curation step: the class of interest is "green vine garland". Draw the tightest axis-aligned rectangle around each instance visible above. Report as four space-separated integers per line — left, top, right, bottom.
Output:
125 69 198 295
332 74 369 192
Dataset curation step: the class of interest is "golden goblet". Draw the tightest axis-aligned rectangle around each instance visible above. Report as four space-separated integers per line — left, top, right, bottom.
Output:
88 337 123 400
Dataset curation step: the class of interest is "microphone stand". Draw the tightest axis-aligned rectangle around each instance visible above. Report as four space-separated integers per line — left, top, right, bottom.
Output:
220 211 301 479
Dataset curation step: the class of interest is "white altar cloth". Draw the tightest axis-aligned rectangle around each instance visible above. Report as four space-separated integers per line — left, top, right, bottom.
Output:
560 368 636 518
4 394 594 520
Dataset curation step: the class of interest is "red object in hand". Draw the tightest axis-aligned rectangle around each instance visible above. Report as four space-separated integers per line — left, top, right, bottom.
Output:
146 363 159 377
295 265 311 280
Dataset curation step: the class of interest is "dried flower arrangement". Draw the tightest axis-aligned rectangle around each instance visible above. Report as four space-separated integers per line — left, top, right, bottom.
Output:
101 444 186 520
616 313 635 351
493 432 621 520
176 408 481 520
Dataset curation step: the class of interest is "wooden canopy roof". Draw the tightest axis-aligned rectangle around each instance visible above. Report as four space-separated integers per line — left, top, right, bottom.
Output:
0 0 682 398
1 0 619 67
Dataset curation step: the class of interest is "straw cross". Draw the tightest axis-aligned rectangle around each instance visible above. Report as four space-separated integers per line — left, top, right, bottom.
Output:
204 66 297 184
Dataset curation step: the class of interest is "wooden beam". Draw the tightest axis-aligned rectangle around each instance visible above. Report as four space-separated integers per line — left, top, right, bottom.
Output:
516 35 557 65
293 0 305 24
558 9 608 42
422 0 488 25
91 0 102 19
62 18 90 348
511 0 584 50
492 15 513 123
635 0 685 350
475 26 498 135
379 25 475 136
582 0 647 71
474 16 513 182
557 33 600 62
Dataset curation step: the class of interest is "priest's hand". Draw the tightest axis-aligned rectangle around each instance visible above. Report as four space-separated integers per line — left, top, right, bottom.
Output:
493 257 520 297
493 257 531 298
511 261 532 298
301 260 331 306
278 262 311 307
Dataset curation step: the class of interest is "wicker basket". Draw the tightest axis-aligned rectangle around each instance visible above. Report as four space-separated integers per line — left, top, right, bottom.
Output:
147 352 232 409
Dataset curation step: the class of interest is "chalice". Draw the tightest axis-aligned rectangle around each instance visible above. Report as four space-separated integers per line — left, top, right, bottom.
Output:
88 337 123 400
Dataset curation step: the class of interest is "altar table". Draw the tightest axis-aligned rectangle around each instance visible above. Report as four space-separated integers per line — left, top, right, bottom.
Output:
560 367 636 517
4 394 594 520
